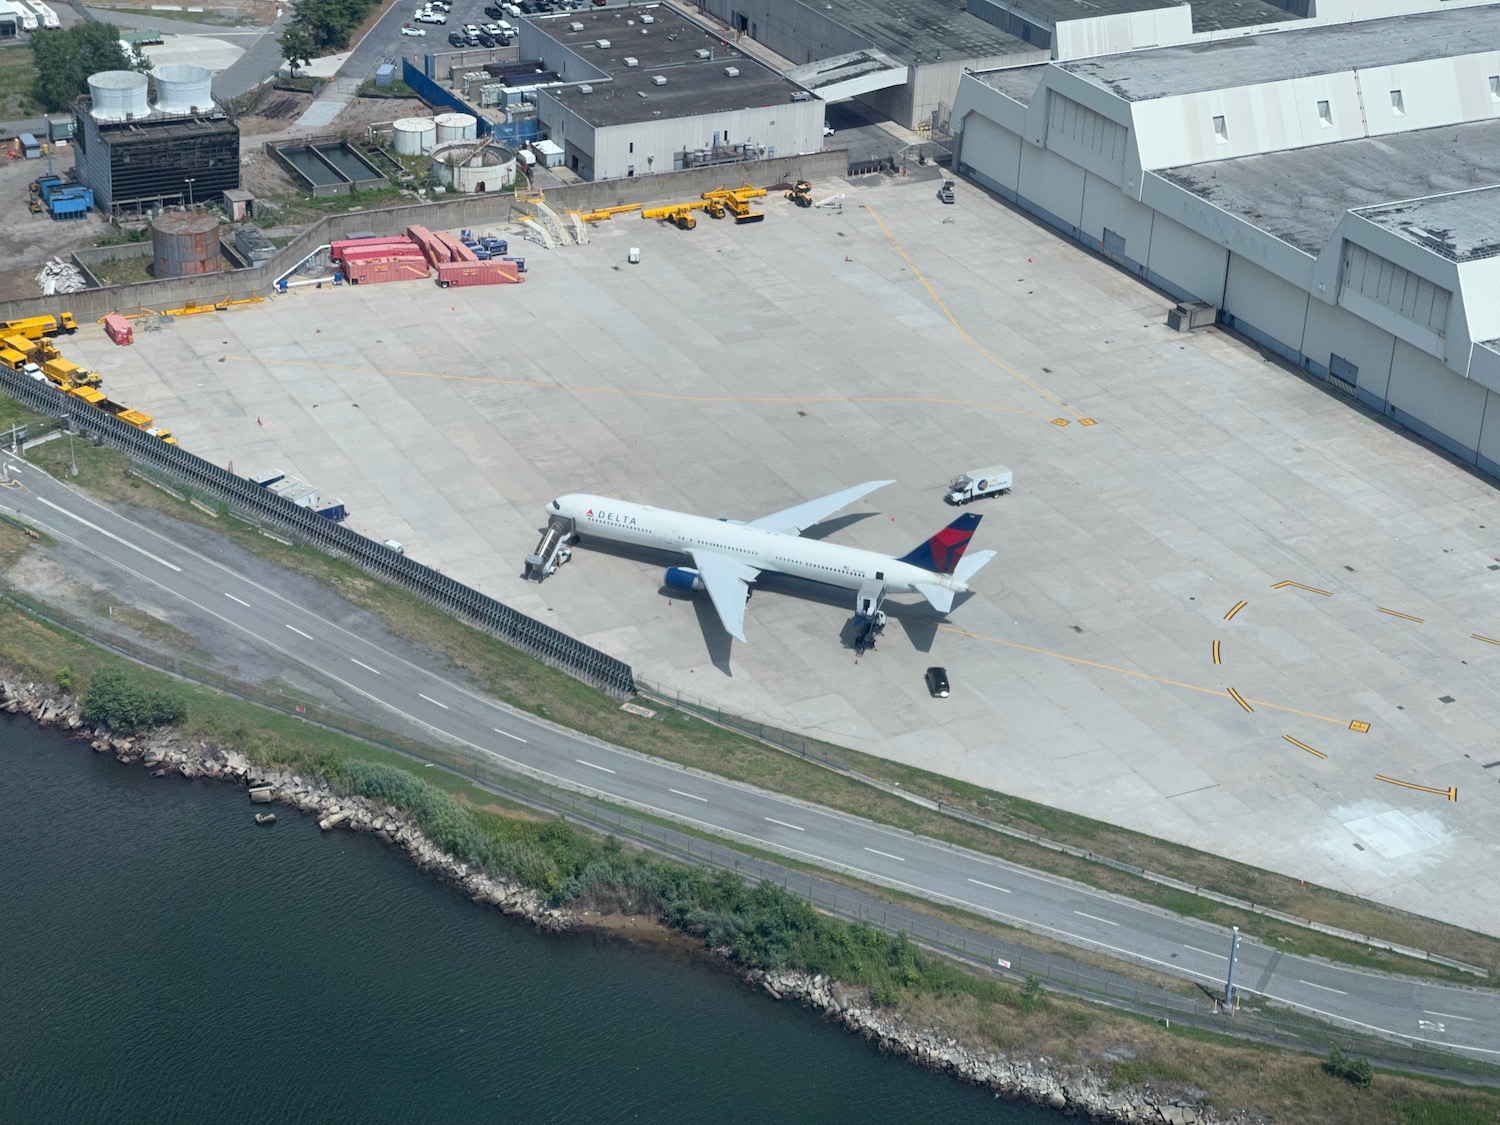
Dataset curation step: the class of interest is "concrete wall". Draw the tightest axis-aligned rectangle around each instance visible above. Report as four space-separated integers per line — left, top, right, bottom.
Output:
585 99 823 180
0 149 848 322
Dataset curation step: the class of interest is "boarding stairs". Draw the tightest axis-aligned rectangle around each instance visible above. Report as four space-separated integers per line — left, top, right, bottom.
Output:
524 517 575 581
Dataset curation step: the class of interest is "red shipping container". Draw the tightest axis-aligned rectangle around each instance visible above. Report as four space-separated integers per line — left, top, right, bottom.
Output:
331 237 416 260
346 260 431 285
339 247 428 265
433 231 477 262
435 260 521 287
405 225 448 265
103 313 133 345
332 239 418 262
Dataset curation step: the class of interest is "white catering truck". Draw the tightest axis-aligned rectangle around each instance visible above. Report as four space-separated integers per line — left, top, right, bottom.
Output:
944 464 1013 505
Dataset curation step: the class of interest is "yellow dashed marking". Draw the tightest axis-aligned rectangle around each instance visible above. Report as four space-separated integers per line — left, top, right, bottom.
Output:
1212 639 1221 665
1227 686 1254 713
1375 775 1457 801
1472 633 1500 647
1223 600 1247 622
1283 735 1326 759
1378 607 1425 623
865 206 1088 423
1271 580 1333 596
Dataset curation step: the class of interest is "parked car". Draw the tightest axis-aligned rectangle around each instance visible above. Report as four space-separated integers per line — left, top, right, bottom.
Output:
416 11 446 22
477 32 495 45
400 23 426 34
463 22 479 34
823 123 834 136
448 30 466 45
924 666 951 698
431 0 451 10
484 3 504 14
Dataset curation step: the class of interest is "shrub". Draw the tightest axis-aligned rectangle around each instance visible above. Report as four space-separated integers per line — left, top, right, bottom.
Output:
1323 1047 1373 1088
81 667 188 732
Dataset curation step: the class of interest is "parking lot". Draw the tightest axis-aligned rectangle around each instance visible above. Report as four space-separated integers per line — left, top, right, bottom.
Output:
65 172 1500 937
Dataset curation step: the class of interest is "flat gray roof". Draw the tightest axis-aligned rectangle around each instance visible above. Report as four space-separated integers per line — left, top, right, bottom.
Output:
1156 119 1500 257
535 6 803 127
816 0 1032 65
974 62 1045 106
1355 187 1500 264
1062 5 1500 102
976 0 1298 33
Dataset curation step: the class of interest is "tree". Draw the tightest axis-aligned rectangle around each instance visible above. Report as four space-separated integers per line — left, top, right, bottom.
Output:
81 667 188 733
31 22 135 112
278 23 315 77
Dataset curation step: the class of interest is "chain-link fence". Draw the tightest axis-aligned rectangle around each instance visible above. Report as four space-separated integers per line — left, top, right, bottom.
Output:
0 367 636 698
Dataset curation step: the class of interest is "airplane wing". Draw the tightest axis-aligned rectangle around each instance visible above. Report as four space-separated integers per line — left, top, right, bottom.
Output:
688 549 762 643
745 480 895 536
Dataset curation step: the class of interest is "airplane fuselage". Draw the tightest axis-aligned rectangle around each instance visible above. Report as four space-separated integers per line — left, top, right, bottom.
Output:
553 494 974 597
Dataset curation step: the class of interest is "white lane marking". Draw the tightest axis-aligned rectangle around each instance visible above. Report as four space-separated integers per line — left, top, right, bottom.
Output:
418 693 449 710
493 728 526 743
864 846 905 862
285 624 313 640
37 496 181 572
1423 1011 1474 1022
577 759 615 774
764 817 804 832
1184 944 1229 961
225 592 250 607
1073 910 1119 927
669 788 708 803
1298 979 1348 996
966 878 1011 894
6 461 20 470
349 657 381 675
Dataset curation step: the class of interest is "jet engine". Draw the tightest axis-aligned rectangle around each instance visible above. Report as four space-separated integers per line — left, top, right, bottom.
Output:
664 566 705 592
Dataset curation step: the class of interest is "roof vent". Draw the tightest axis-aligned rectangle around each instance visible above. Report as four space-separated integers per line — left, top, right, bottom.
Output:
579 83 592 93
623 55 637 66
569 20 582 29
694 47 710 59
595 37 610 47
651 74 667 85
723 66 739 77
639 12 653 21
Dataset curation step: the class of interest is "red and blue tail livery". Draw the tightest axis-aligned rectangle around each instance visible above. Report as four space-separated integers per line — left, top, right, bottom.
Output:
897 513 982 575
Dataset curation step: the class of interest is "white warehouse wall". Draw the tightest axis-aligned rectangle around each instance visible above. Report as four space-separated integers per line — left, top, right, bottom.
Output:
586 99 822 180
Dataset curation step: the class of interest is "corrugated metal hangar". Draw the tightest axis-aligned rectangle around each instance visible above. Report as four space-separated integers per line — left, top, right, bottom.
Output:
951 3 1500 478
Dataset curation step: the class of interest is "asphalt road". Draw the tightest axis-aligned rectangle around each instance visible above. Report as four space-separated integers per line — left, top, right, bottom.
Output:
3 451 1497 1059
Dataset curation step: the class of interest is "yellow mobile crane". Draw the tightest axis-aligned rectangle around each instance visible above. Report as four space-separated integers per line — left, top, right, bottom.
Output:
702 184 767 223
574 203 643 223
640 199 726 230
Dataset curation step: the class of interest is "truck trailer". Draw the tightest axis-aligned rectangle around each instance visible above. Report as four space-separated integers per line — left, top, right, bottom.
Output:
944 465 1012 505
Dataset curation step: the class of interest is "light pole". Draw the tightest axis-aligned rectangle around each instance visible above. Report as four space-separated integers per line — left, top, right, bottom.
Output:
1223 925 1241 1011
61 414 77 476
185 177 197 207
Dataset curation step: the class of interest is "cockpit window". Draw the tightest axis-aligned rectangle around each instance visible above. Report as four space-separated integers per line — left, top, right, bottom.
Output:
550 499 560 510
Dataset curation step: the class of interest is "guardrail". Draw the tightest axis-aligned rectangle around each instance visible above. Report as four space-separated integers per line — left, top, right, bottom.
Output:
0 367 636 697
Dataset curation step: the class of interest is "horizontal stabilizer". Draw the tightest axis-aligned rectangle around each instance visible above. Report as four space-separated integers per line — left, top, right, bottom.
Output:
953 549 996 586
913 583 954 614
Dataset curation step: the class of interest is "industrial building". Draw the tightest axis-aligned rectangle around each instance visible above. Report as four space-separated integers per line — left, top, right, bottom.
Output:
73 66 240 215
520 6 821 180
949 3 1500 478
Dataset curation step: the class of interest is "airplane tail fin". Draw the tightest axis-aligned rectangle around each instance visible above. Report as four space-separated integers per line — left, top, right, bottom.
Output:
897 513 982 575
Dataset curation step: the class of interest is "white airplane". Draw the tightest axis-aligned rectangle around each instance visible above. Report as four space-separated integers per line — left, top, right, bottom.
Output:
545 482 995 642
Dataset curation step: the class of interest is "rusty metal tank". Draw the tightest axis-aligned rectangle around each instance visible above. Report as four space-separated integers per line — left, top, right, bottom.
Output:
151 210 221 277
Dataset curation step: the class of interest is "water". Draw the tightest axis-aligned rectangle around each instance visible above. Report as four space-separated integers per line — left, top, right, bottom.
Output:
280 147 344 187
0 718 1064 1124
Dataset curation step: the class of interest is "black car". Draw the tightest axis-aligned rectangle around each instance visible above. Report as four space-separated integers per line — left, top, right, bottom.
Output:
476 31 494 45
518 0 537 10
483 4 504 16
447 30 465 45
924 667 951 698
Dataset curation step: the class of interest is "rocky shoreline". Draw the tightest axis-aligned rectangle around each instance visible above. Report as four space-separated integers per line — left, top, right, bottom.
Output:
2 677 1263 1125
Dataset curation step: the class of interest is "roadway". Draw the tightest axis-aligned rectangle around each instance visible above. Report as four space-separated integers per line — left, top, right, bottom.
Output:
2 451 1497 1060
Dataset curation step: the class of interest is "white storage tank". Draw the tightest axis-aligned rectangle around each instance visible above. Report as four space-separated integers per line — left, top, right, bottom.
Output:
153 64 214 114
392 116 437 155
88 70 150 122
430 140 516 194
433 112 477 143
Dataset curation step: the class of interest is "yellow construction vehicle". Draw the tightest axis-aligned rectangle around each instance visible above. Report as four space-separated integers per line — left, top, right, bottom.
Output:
640 199 726 229
575 203 643 223
785 180 813 207
2 334 59 364
702 184 767 223
41 356 102 390
0 313 78 339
